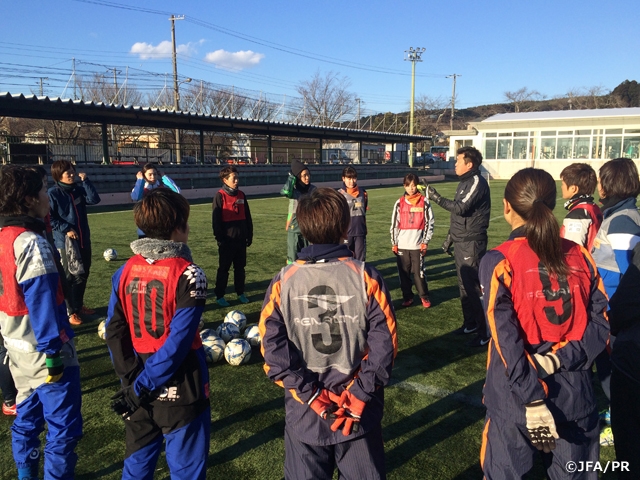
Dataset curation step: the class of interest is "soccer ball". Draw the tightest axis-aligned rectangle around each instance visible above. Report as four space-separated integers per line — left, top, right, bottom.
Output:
224 310 247 331
244 323 261 347
97 320 106 340
200 329 225 364
216 322 240 343
224 338 252 366
103 248 118 262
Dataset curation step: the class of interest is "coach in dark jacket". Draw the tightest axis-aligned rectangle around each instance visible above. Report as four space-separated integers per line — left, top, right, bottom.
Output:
426 146 491 347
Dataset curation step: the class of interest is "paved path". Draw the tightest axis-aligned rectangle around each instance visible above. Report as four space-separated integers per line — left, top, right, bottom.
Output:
96 175 446 206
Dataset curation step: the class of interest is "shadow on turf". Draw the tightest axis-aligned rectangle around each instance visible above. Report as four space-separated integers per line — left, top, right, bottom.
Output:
384 379 485 477
382 326 489 475
77 461 124 479
208 397 284 467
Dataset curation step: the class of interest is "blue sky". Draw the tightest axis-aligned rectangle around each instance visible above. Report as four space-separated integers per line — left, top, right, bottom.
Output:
1 0 638 117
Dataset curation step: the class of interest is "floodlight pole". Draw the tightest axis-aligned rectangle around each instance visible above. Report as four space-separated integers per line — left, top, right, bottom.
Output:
171 15 185 164
405 47 425 167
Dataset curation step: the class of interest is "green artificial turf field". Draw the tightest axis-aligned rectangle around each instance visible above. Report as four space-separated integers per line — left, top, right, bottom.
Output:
0 180 616 479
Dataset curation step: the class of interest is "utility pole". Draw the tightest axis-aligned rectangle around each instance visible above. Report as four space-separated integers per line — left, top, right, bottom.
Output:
171 14 185 164
37 77 48 96
356 98 361 129
72 58 77 100
106 67 121 151
447 73 460 130
405 47 425 167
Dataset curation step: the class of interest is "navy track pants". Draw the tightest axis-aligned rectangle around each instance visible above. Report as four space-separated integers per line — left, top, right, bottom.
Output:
284 424 386 480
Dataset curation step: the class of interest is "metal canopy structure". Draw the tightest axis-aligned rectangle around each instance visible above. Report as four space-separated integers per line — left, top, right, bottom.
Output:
0 93 428 144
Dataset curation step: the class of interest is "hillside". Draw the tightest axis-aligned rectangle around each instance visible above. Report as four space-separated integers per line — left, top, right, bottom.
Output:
355 80 640 138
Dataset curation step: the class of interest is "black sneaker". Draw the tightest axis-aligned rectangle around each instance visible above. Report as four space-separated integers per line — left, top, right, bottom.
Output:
467 336 490 347
452 326 477 335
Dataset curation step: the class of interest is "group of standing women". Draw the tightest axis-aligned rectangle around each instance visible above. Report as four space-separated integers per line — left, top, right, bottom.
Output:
481 158 640 479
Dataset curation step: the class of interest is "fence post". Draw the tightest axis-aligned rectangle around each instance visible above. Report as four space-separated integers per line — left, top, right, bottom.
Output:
101 123 110 164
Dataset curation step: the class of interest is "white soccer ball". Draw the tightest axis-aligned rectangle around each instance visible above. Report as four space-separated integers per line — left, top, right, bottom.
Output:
224 338 252 366
200 329 225 364
244 323 261 347
103 248 118 262
216 322 240 343
224 310 247 331
97 320 106 340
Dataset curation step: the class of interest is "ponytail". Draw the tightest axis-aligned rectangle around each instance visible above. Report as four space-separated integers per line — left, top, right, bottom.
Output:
504 168 568 277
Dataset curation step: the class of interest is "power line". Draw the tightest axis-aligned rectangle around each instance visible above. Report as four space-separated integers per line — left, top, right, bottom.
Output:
68 0 448 79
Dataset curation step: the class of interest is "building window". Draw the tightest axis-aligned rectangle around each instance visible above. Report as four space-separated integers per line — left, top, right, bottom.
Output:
557 138 573 159
513 139 528 159
573 137 590 159
605 137 622 158
623 137 640 159
497 139 512 159
541 138 556 159
485 139 497 159
592 136 603 159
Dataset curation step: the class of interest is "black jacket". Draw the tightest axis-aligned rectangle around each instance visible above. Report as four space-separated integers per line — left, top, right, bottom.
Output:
434 169 490 243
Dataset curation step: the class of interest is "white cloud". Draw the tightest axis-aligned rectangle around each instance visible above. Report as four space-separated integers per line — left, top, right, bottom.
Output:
204 49 264 71
130 40 200 60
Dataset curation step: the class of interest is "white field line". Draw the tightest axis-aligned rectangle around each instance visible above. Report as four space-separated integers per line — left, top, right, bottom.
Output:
389 380 484 408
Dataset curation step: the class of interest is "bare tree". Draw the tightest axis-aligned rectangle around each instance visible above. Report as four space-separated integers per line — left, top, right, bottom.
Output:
295 71 357 126
414 94 451 135
504 87 545 112
565 85 615 109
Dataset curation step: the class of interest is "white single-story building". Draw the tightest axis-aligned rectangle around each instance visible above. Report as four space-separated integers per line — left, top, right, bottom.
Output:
447 108 640 179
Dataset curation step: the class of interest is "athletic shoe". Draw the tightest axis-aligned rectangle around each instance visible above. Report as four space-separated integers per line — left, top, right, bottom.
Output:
599 408 611 426
2 402 16 416
216 297 230 307
421 298 431 308
238 294 249 304
452 326 477 335
599 426 614 446
80 306 95 315
401 299 413 307
467 336 490 347
69 313 83 325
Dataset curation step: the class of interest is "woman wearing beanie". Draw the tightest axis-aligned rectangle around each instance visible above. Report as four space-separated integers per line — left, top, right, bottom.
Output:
280 160 316 263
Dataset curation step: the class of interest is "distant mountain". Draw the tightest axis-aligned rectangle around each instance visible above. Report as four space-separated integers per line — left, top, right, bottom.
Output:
348 80 640 137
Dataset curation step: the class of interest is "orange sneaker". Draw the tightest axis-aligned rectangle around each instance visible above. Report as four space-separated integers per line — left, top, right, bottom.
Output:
69 313 83 326
80 306 95 315
2 402 17 416
421 298 432 308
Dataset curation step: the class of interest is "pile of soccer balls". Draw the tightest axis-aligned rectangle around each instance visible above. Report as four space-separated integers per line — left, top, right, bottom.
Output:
97 310 261 367
200 310 261 366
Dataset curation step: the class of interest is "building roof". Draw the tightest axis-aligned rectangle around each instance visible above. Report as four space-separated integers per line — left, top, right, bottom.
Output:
0 92 428 144
482 107 640 123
